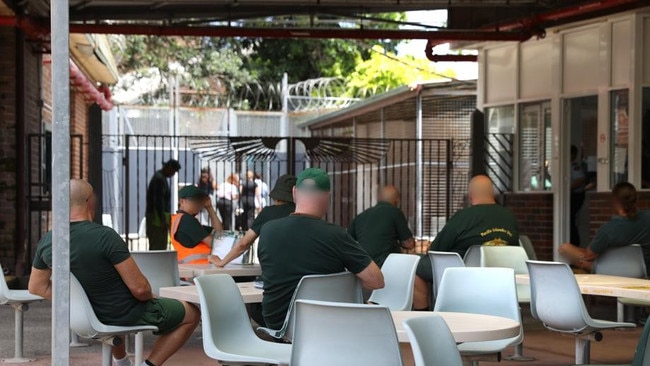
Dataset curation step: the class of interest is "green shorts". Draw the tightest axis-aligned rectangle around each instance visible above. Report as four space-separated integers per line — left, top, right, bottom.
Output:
137 298 185 335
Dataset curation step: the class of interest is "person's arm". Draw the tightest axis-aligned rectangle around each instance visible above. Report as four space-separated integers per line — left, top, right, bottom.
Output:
430 218 459 252
114 257 154 301
209 229 258 267
401 237 416 250
28 267 52 299
356 261 384 290
255 186 262 212
204 196 223 232
395 210 415 250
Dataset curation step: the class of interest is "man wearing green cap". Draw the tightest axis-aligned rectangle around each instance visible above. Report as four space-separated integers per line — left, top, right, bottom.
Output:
210 174 297 267
170 185 222 264
146 159 181 250
258 168 385 330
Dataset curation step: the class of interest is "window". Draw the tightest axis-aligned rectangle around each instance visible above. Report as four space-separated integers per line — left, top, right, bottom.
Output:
519 102 552 191
485 106 515 193
643 88 650 189
610 89 628 186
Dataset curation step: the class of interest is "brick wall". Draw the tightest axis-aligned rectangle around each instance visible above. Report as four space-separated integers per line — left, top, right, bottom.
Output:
502 192 554 260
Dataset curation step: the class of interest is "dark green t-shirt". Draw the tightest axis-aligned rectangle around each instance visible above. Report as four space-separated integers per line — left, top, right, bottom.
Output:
348 201 413 267
250 203 296 235
174 210 212 248
32 221 146 325
429 203 519 257
589 211 650 266
258 214 372 329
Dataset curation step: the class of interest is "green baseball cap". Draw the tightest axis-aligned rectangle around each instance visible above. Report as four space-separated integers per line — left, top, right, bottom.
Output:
178 185 208 199
296 168 330 192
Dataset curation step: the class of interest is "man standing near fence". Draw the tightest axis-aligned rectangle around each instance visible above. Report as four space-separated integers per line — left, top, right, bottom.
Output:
145 159 181 250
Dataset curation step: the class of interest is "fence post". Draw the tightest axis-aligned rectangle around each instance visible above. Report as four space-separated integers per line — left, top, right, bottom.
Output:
124 136 130 240
446 139 453 220
470 109 486 177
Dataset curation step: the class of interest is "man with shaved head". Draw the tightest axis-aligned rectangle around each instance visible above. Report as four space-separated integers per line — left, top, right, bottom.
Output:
412 175 519 310
348 185 415 267
29 179 199 366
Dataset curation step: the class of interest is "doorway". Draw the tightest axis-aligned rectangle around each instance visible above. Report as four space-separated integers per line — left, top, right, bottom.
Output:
564 96 598 247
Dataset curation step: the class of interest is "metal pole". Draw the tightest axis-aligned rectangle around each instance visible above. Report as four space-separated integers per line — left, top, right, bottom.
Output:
50 0 71 364
415 93 423 238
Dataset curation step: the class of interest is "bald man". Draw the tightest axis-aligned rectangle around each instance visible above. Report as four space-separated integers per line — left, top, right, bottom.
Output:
29 180 199 366
412 175 519 310
348 186 415 267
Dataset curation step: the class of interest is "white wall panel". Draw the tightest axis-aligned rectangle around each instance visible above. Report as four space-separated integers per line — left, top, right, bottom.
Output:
644 17 650 84
520 40 552 99
611 20 631 87
485 44 516 103
563 28 600 94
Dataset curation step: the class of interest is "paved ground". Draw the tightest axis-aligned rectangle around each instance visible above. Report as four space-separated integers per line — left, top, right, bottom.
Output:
0 297 643 365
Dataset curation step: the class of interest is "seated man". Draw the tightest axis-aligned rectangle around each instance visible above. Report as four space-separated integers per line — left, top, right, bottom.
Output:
210 174 297 267
170 185 223 264
258 168 385 330
413 175 519 310
559 182 650 272
348 185 415 267
29 179 199 366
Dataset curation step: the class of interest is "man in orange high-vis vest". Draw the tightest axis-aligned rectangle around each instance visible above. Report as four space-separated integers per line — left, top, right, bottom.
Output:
171 185 223 264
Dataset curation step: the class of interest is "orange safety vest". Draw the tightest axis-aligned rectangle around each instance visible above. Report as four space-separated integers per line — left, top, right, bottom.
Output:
170 213 212 264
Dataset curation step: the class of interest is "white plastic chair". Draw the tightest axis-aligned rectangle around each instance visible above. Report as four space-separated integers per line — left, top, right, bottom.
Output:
463 245 481 267
480 246 533 360
428 251 464 300
194 274 291 365
518 235 538 261
526 260 636 364
368 253 420 310
290 299 403 366
403 315 463 366
0 265 43 363
258 271 362 341
433 267 522 365
70 275 157 366
592 244 650 322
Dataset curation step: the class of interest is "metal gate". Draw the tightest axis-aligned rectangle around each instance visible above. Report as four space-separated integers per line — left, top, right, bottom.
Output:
102 135 470 249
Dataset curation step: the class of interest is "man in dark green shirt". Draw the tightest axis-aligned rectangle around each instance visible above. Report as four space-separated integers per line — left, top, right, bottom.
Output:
349 185 415 267
413 175 519 310
146 159 181 250
210 174 297 267
258 168 385 330
29 180 199 366
560 182 650 271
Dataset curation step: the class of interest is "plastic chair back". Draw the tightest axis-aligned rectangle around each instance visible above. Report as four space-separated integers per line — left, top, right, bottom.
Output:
194 274 291 364
290 300 403 366
592 244 647 278
632 315 650 366
526 260 591 332
0 263 10 304
69 275 108 338
463 245 481 267
428 251 464 299
368 254 420 310
518 235 538 261
131 251 181 295
433 267 522 350
275 271 362 341
480 246 530 302
403 315 463 366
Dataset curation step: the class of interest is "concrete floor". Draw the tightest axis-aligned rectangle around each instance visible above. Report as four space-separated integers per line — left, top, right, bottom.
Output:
0 297 643 366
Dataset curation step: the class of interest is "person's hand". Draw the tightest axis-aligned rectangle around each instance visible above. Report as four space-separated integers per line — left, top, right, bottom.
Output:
203 197 213 209
208 255 225 267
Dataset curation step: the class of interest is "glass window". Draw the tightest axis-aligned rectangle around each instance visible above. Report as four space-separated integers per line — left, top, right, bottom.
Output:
643 88 650 189
519 102 552 191
485 105 515 193
611 90 629 186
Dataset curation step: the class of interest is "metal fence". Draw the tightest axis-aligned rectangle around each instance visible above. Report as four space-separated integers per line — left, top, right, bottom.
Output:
103 135 470 249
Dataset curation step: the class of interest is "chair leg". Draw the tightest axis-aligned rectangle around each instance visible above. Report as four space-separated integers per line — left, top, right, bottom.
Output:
575 337 591 364
617 301 625 323
102 342 113 366
503 343 535 361
1 303 34 363
70 331 90 347
135 332 144 365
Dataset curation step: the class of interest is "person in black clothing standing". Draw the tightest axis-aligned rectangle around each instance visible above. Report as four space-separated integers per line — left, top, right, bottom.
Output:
239 171 259 231
145 159 181 250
